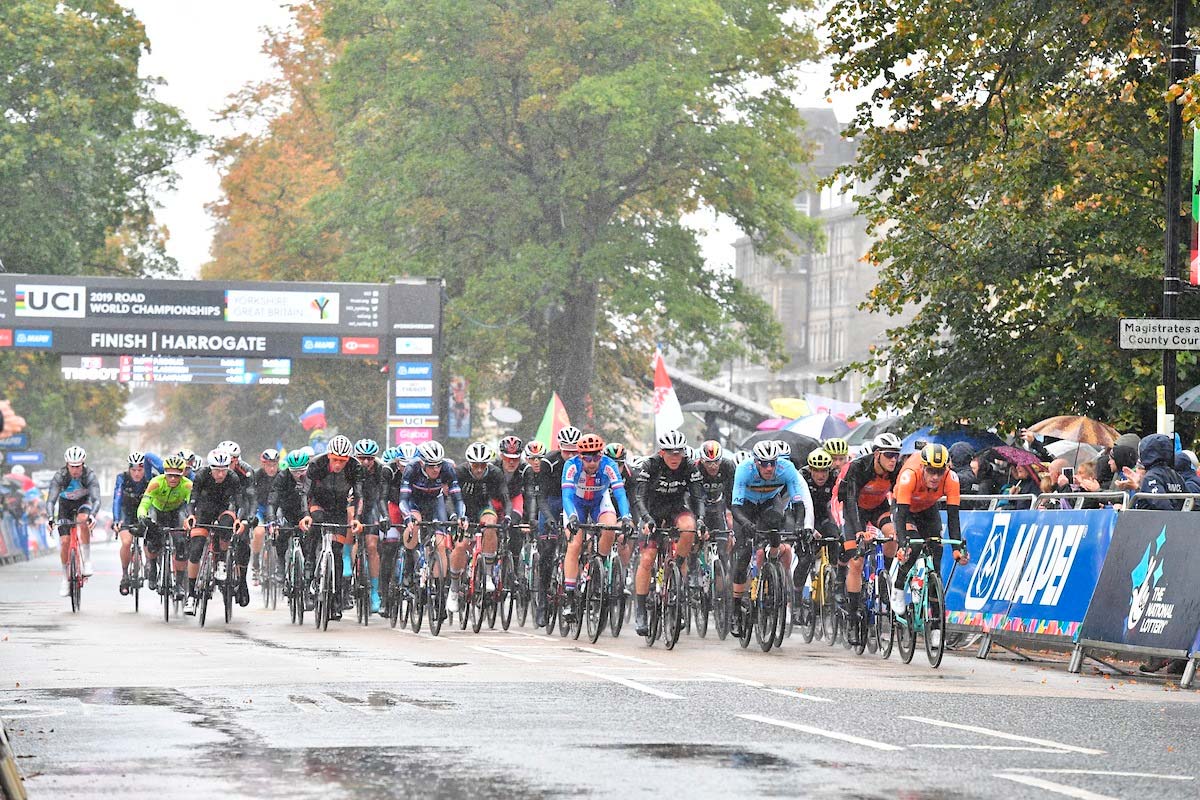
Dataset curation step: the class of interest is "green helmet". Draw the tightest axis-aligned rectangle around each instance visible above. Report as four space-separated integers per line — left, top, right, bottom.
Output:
285 450 310 471
822 437 849 457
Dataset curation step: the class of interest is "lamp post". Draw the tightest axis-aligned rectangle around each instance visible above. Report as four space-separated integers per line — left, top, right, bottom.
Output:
1163 0 1189 425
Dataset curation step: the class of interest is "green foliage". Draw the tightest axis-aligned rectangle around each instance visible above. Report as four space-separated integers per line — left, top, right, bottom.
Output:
827 0 1198 436
0 354 125 455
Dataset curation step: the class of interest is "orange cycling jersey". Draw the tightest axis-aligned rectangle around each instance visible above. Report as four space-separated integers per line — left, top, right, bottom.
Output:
894 454 960 513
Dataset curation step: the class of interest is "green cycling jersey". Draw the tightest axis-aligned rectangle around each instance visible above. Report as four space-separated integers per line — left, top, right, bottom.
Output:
137 474 193 518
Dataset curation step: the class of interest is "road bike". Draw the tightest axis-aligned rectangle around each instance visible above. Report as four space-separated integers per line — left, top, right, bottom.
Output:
798 534 841 645
281 525 306 625
893 535 963 668
260 522 279 611
705 529 733 640
124 522 145 613
56 519 87 613
194 522 240 628
309 521 344 632
153 523 181 623
512 523 535 628
643 525 684 650
575 522 627 643
350 522 380 627
735 529 785 652
858 527 895 658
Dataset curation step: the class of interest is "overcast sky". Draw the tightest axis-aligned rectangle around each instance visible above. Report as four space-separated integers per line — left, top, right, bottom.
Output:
123 2 855 280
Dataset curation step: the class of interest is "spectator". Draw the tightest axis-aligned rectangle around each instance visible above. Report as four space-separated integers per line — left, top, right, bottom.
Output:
1133 434 1186 510
0 400 26 438
1173 452 1200 496
1019 428 1053 461
949 442 976 492
1048 458 1074 492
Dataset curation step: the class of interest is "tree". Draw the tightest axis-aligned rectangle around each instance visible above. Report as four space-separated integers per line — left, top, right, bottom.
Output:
826 1 1198 436
0 354 125 458
317 0 819 424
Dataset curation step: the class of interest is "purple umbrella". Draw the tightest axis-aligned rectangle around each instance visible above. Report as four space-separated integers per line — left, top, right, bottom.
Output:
756 418 791 431
991 445 1042 467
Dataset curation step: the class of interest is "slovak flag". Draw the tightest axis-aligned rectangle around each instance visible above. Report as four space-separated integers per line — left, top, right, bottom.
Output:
299 400 327 431
652 347 684 443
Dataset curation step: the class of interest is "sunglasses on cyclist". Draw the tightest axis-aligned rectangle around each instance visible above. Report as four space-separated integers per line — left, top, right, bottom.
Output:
328 454 349 463
879 450 900 459
755 459 777 468
580 453 602 462
662 448 686 456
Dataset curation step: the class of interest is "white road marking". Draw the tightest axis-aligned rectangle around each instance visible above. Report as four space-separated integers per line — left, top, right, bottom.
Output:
700 672 764 687
469 645 541 663
0 707 64 720
995 774 1119 800
762 688 833 703
901 716 1105 755
573 669 685 699
913 744 1068 753
1006 770 1195 781
573 646 662 665
738 713 904 751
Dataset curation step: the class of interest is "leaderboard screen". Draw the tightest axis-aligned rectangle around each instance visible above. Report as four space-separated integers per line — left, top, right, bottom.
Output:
60 355 292 385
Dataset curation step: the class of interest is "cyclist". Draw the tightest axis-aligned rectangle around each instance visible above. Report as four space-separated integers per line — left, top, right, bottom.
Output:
729 440 814 636
696 440 735 566
354 438 388 614
114 451 153 595
48 445 101 595
136 455 193 600
184 449 250 615
732 450 752 467
299 434 364 621
495 435 527 565
604 441 637 575
560 433 632 619
397 440 464 611
521 440 555 627
890 443 969 631
835 431 904 616
823 437 851 474
631 430 705 636
268 449 311 588
249 448 281 587
541 426 582 535
176 449 201 480
455 442 511 604
218 440 256 520
796 447 840 604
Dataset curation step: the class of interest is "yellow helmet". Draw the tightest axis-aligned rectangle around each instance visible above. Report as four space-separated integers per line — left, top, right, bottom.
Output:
822 437 849 456
807 449 833 470
920 443 950 470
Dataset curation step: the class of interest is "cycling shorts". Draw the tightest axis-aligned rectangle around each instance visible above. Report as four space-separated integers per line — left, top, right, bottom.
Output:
568 493 615 525
843 504 892 542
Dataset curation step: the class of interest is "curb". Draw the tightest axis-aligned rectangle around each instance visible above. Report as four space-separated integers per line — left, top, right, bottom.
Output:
0 717 27 800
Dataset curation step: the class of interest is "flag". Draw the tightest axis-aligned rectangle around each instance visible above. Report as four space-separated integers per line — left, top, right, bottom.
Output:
299 400 326 431
652 347 684 443
534 392 570 449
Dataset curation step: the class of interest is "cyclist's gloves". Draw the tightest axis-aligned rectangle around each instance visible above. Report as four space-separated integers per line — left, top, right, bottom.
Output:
566 515 580 533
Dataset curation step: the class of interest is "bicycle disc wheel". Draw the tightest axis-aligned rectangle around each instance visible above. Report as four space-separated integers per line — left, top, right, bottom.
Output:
585 557 605 643
712 557 729 641
663 562 683 650
471 559 486 633
924 571 948 668
755 562 779 652
499 554 515 630
608 560 625 638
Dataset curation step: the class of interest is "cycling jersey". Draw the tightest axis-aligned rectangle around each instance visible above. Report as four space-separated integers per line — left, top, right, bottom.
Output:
633 455 704 522
893 453 962 547
356 458 389 524
306 454 365 514
494 458 526 519
47 466 101 515
458 462 510 520
252 467 276 513
268 469 307 525
137 474 194 517
561 455 630 520
113 470 151 524
696 459 735 508
190 467 246 523
802 466 836 525
399 462 465 518
732 458 814 530
835 451 901 535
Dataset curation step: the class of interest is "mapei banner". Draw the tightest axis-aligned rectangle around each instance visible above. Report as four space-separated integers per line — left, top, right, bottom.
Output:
1078 511 1200 654
941 509 1117 640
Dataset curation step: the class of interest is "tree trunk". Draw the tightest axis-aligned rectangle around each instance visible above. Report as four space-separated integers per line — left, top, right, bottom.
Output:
547 279 599 426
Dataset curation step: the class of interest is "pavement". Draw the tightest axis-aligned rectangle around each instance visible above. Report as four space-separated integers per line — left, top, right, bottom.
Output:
1 540 1198 799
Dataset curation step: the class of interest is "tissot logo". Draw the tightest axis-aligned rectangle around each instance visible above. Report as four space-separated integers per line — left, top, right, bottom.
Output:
15 284 85 318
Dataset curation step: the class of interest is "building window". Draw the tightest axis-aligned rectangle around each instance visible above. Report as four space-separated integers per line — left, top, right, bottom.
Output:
794 193 810 217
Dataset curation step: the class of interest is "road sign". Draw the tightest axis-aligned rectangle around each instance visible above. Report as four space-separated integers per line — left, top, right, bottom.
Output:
6 451 44 465
0 433 29 449
1119 318 1200 350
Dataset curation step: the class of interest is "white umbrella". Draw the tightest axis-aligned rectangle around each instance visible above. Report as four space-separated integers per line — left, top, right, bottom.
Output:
1046 440 1100 467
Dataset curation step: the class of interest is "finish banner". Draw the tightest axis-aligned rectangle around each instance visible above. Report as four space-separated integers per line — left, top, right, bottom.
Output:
1078 511 1200 655
941 508 1117 640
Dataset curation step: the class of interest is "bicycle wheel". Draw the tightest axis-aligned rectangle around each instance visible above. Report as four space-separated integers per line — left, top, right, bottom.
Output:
896 602 917 664
645 569 661 647
261 547 273 609
737 594 754 649
470 558 486 633
584 557 605 643
875 572 894 659
291 553 306 626
427 576 444 636
515 547 532 628
820 563 838 644
498 554 515 630
608 559 625 638
755 561 779 652
712 557 730 641
663 562 683 650
319 570 333 632
223 549 235 625
695 563 711 639
545 562 560 636
68 547 81 613
862 569 879 655
558 565 573 639
798 566 816 643
161 551 172 623
131 550 141 614
198 552 212 627
924 570 948 668
772 563 790 649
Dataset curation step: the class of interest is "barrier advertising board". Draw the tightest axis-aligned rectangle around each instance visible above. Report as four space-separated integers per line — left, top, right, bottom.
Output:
1076 511 1200 656
941 508 1116 642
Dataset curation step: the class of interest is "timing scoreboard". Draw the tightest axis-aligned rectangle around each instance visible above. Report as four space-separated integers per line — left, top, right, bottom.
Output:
60 355 292 386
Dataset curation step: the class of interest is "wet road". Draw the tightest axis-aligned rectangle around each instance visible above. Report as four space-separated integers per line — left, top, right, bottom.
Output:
2 542 1198 799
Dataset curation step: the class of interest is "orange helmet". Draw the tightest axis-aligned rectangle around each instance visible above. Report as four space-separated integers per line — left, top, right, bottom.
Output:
578 434 605 454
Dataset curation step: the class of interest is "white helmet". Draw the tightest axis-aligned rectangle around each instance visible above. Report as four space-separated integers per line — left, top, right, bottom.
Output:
64 445 87 466
733 449 752 466
398 442 419 463
751 440 778 462
657 429 688 451
557 426 582 448
327 435 353 457
417 440 445 466
128 451 146 467
217 440 241 458
773 440 792 457
207 449 232 468
260 448 280 462
873 432 902 453
465 442 493 464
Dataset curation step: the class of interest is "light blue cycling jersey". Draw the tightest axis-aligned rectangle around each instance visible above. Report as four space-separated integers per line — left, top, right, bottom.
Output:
561 455 631 520
732 457 814 530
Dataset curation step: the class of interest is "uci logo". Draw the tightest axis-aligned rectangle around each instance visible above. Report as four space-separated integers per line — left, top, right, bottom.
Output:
15 284 85 318
964 513 1010 611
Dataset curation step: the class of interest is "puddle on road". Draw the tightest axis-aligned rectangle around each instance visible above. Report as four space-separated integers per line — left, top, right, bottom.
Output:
594 742 794 770
411 661 467 668
325 690 453 711
42 686 183 707
222 628 354 658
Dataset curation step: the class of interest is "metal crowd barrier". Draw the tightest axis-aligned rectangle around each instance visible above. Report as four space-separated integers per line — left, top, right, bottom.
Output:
1034 491 1127 510
959 494 1036 511
1127 492 1200 511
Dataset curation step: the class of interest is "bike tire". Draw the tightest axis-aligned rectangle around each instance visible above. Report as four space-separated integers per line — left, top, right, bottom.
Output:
772 562 790 649
198 553 212 627
897 603 917 663
545 563 560 636
755 561 779 652
712 557 730 641
499 554 515 630
875 572 895 659
515 550 531 628
645 570 661 647
427 576 444 636
737 594 754 649
291 553 305 626
161 551 172 624
821 563 839 645
471 558 486 634
261 547 272 609
558 565 573 639
585 557 605 643
924 570 947 668
608 559 625 638
663 562 683 650
224 549 235 625
68 548 81 613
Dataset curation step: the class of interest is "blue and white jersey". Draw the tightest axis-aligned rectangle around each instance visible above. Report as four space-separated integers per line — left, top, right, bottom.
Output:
561 455 630 519
732 457 814 529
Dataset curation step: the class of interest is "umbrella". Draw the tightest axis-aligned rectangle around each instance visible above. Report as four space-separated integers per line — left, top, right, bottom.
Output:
1177 383 1200 413
769 397 811 419
756 417 791 431
1046 440 1101 467
785 412 852 440
846 416 904 446
990 445 1043 467
740 430 822 468
901 426 1004 454
1027 415 1119 447
681 400 726 414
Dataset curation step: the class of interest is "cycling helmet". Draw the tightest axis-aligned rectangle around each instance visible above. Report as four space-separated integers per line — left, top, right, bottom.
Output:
260 448 280 462
177 449 200 470
523 441 547 459
208 449 232 469
604 442 626 461
751 440 777 462
733 449 752 466
873 432 902 453
354 438 380 457
217 440 241 458
773 440 792 457
578 434 605 454
163 455 188 474
128 451 146 467
700 440 723 462
822 437 849 457
629 456 647 472
807 449 833 470
64 445 87 465
464 442 493 463
327 434 353 457
284 450 310 471
381 446 400 465
920 443 950 470
417 440 445 466
557 426 582 449
398 442 419 463
686 446 698 462
657 429 688 451
498 435 523 458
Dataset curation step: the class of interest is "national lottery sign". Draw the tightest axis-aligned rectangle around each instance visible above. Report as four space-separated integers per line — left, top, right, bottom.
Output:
941 508 1117 641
